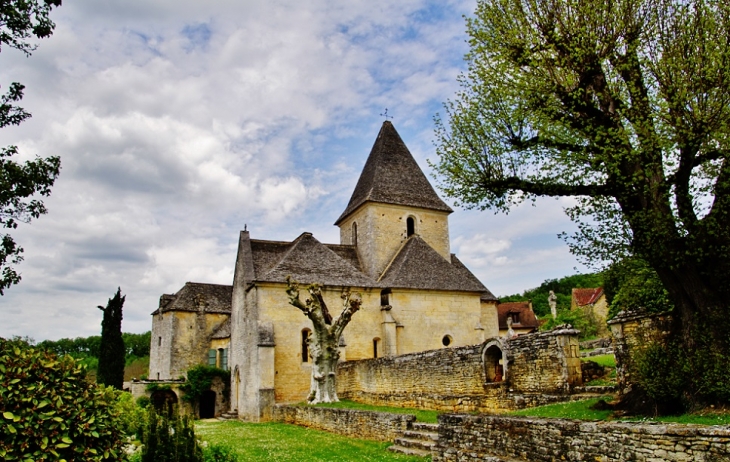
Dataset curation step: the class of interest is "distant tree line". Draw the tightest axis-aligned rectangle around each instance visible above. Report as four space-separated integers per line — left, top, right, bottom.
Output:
37 331 151 362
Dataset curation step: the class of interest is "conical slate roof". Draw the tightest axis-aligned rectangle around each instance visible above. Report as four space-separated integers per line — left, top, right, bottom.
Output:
335 121 453 225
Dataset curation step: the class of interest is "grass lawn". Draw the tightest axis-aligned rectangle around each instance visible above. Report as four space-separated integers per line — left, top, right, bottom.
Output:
508 398 615 420
195 420 430 461
580 354 616 368
311 400 440 423
508 398 730 425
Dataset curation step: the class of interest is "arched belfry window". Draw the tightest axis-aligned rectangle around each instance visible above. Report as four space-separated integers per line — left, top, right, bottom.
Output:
406 217 415 237
352 222 358 246
381 288 391 306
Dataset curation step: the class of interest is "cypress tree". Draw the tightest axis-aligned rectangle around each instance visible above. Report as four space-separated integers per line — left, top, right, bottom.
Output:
97 287 126 389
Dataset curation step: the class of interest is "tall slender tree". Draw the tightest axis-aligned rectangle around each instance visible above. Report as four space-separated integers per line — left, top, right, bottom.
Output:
97 288 125 389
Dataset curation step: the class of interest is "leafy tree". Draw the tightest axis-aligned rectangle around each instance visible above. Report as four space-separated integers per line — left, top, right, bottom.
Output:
604 256 673 319
285 277 362 404
123 331 152 358
0 0 62 294
434 0 730 409
0 337 125 461
97 288 126 389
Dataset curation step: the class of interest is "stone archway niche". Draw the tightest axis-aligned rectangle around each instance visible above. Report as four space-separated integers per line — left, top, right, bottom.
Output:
482 339 507 383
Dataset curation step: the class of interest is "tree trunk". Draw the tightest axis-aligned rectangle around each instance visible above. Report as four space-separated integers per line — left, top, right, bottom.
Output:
286 278 361 405
308 333 340 404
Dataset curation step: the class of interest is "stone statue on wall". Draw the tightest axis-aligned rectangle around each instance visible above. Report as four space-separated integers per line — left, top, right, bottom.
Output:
506 317 515 338
549 290 557 319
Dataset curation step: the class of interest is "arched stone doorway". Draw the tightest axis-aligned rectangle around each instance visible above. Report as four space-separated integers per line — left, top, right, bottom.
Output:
482 339 507 382
150 389 178 415
199 390 217 418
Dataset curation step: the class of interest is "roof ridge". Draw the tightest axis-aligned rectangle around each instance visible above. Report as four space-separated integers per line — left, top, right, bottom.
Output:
260 232 313 280
377 235 416 282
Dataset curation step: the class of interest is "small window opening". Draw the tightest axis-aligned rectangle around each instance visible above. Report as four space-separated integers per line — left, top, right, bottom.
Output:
510 312 520 324
208 349 217 367
407 217 415 237
158 336 162 346
352 222 358 246
442 335 452 347
373 338 380 358
157 372 160 380
302 329 311 363
220 348 228 370
380 288 391 306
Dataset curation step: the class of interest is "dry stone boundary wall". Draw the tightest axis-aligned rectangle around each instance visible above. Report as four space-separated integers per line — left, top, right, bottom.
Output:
271 405 415 442
433 414 730 462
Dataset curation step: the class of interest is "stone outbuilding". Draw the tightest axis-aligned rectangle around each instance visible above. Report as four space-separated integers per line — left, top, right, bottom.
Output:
571 287 609 336
496 301 539 337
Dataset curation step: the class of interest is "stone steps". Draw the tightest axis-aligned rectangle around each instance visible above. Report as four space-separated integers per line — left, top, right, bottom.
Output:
388 422 439 458
217 411 238 421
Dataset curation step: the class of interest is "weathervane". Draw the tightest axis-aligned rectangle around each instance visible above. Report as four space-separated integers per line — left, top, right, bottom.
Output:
380 108 394 121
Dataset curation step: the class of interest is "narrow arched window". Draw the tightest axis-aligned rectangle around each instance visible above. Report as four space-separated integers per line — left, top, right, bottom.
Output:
407 217 415 237
380 288 391 306
373 338 380 358
301 329 311 363
352 222 358 246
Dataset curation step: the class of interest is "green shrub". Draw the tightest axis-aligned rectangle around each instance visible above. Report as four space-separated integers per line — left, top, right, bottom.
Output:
203 444 238 462
181 365 230 404
113 391 148 439
0 337 125 461
137 396 151 408
540 308 597 339
140 406 203 462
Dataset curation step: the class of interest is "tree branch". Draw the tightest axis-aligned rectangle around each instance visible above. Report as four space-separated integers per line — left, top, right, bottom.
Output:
483 175 612 198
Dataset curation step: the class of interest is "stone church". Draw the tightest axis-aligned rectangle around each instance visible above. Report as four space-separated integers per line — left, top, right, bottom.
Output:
148 121 500 420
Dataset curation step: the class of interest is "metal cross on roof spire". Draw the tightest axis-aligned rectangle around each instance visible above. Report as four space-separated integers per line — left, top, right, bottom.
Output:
380 108 394 121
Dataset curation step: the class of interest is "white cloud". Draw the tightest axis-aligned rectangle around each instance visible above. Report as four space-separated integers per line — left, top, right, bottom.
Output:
0 0 590 340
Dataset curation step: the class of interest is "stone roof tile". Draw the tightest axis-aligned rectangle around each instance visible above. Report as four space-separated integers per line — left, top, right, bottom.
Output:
378 236 495 295
335 121 452 225
154 282 232 314
253 233 377 287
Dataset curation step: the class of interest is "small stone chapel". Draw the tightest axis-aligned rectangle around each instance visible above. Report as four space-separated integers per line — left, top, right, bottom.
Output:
148 121 500 420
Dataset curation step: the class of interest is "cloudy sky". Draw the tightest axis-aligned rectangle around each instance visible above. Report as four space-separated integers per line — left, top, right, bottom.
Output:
0 0 589 341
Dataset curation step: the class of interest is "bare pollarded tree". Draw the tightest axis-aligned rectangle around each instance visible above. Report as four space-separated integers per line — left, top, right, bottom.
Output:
285 277 362 404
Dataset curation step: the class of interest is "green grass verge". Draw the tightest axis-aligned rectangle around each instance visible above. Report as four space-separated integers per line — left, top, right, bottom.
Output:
195 420 430 461
508 398 730 425
508 398 615 420
581 354 616 368
310 400 440 423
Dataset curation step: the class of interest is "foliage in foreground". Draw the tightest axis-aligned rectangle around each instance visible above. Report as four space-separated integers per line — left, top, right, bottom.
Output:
195 420 429 461
0 337 125 461
139 407 202 462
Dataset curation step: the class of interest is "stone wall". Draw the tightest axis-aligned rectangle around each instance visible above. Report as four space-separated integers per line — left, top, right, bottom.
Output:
506 328 583 394
272 405 415 442
432 414 730 462
608 310 672 393
337 329 583 413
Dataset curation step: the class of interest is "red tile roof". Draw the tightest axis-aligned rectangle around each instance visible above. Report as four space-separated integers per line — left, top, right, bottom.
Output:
572 288 604 306
497 301 539 330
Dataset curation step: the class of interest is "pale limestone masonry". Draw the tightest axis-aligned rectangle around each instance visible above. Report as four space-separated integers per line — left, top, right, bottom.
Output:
337 328 584 413
432 414 730 462
338 202 451 279
272 405 415 442
608 309 672 394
